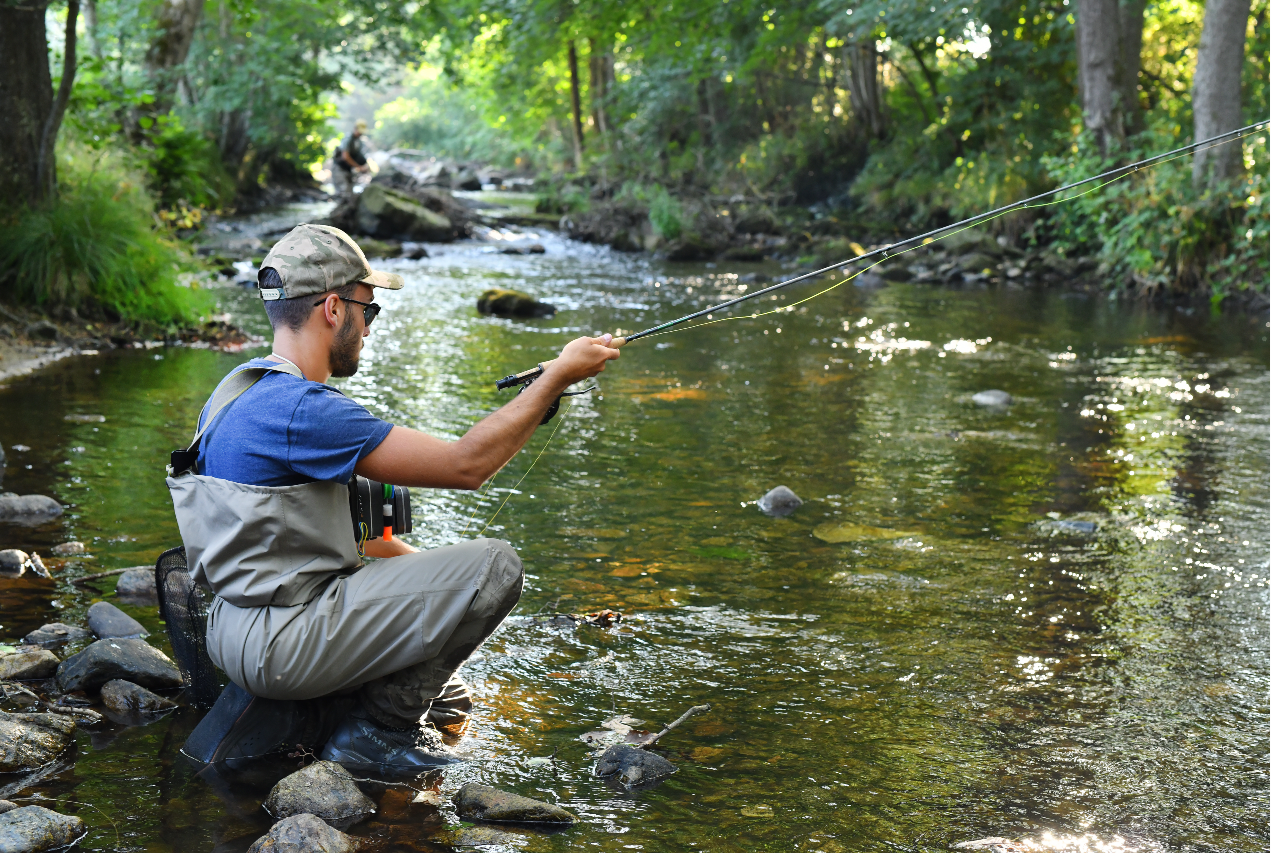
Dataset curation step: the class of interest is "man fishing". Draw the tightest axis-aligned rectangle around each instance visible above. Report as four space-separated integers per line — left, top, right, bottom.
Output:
332 119 370 201
167 223 621 773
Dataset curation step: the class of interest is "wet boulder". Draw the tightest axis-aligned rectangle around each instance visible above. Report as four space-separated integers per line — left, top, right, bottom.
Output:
451 783 576 825
56 638 182 693
49 542 85 557
757 486 803 518
1048 519 1098 535
593 744 677 789
99 680 176 716
0 712 76 772
0 550 28 575
247 814 361 853
476 288 556 319
22 623 91 647
355 184 454 242
453 168 482 191
0 649 59 681
86 601 148 639
0 495 63 525
971 390 1012 407
0 802 15 815
264 761 376 828
0 806 85 852
115 568 158 604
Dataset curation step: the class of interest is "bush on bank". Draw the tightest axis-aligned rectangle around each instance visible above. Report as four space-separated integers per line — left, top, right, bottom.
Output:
0 145 211 328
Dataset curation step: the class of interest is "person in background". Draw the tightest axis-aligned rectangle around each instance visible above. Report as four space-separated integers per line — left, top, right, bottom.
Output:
332 119 370 201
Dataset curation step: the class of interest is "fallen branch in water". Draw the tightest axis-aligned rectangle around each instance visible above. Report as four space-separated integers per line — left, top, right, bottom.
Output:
645 704 711 748
70 568 130 586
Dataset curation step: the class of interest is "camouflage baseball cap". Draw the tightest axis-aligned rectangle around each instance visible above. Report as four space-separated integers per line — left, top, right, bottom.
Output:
258 224 403 301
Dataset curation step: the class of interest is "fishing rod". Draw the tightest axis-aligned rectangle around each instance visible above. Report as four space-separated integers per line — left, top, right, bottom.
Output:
494 119 1269 396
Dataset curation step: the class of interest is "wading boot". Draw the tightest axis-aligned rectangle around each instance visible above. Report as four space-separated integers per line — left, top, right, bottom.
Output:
319 710 459 776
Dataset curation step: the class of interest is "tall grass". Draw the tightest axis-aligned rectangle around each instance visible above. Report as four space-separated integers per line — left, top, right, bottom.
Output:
0 146 210 327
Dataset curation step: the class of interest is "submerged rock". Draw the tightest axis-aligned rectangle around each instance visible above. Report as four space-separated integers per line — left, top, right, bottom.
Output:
115 568 158 604
86 601 148 639
756 485 803 518
0 650 59 681
0 806 85 853
49 542 85 557
451 783 576 825
812 521 907 544
100 680 176 716
0 802 15 815
593 744 678 789
476 288 556 319
56 638 182 693
264 761 376 828
22 623 91 647
0 712 76 772
247 814 361 853
1049 519 1098 535
356 184 454 242
0 550 29 575
971 390 1012 407
0 495 63 524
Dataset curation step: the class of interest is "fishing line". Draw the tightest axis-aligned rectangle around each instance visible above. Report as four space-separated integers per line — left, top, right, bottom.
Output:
475 415 567 535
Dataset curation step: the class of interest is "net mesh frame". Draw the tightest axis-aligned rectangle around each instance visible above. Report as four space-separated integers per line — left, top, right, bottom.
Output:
155 546 222 709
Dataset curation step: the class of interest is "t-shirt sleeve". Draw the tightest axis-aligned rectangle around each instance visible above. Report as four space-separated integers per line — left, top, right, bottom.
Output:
285 386 393 483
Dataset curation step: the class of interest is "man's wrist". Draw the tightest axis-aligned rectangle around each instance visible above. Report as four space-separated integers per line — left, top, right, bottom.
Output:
538 360 575 392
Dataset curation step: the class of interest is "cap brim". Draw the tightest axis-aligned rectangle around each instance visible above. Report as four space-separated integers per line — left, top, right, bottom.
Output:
361 269 404 290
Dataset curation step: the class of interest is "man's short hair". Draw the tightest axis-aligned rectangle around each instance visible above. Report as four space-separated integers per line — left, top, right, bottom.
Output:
259 267 358 332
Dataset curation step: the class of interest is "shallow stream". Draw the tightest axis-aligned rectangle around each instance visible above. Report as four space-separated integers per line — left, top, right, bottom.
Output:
0 209 1269 852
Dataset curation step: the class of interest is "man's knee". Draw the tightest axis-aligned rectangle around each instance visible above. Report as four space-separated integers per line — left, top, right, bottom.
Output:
475 538 523 614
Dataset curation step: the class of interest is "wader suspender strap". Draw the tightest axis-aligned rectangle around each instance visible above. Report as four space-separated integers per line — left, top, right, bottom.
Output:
167 361 305 476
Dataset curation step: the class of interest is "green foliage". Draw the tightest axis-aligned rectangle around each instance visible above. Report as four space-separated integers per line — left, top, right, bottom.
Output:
0 146 209 326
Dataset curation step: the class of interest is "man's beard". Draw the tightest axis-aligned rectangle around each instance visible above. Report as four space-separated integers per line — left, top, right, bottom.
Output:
329 309 362 378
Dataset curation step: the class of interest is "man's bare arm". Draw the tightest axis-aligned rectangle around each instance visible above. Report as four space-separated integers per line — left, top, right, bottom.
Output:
355 335 621 489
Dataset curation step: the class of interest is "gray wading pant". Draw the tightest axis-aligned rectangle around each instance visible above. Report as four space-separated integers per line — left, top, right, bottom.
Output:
205 538 523 729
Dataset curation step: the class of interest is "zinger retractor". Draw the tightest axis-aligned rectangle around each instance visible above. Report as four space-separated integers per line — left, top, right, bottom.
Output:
496 364 595 425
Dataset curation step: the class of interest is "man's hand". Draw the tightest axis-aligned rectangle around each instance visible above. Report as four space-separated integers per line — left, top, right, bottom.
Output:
542 333 624 388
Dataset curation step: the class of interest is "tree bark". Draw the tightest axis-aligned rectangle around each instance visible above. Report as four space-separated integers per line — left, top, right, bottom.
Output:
567 40 584 168
144 0 205 113
0 2 55 206
1117 0 1146 132
843 40 883 138
1075 0 1124 152
38 0 80 203
588 38 613 136
1192 0 1250 182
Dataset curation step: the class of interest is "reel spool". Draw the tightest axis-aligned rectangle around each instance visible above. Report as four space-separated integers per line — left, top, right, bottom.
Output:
348 475 412 543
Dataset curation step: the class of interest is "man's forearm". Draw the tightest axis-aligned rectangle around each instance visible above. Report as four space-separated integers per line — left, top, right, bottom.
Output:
452 366 574 486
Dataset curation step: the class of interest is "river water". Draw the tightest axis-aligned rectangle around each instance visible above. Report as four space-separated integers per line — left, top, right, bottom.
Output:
0 207 1268 852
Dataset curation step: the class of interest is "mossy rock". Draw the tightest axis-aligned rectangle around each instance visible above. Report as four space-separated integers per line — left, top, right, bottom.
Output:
356 184 454 242
352 236 402 259
476 288 556 319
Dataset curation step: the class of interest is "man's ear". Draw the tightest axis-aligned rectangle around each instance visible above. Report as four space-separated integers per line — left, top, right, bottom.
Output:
318 293 342 329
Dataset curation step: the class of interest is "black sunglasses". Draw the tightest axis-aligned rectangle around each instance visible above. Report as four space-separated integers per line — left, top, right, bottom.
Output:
314 295 381 326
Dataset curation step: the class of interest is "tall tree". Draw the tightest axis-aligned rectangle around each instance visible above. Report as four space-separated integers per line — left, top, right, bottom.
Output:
845 40 884 138
567 39 584 168
1191 0 1250 182
144 0 205 112
1075 0 1124 151
1116 0 1146 132
0 0 79 207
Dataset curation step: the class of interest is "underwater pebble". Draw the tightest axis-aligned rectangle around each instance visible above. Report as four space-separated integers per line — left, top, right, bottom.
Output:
756 485 803 518
0 495 63 524
50 542 85 557
451 783 576 824
86 601 148 639
971 389 1012 407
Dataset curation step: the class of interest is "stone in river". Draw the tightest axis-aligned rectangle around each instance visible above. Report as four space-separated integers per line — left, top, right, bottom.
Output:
0 650 59 681
99 680 176 716
56 638 182 693
0 802 15 815
246 814 360 853
1049 519 1098 535
0 806 85 853
264 761 376 828
451 783 576 825
0 495 63 524
356 184 454 242
812 521 907 544
0 712 76 772
0 550 28 575
86 601 148 639
475 288 556 319
971 389 1012 407
22 623 91 647
593 743 678 789
115 568 158 604
756 485 803 518
50 542 85 557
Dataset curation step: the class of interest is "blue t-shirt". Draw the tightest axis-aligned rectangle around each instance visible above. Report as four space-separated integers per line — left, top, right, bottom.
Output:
196 358 394 487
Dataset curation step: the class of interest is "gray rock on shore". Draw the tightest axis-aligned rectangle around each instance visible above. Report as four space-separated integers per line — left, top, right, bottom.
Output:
0 806 85 853
757 485 803 518
100 680 176 716
451 783 576 825
247 814 361 853
115 568 158 604
22 623 92 647
264 761 376 828
972 390 1012 407
0 649 59 681
0 712 76 772
49 542 85 557
56 638 182 693
0 495 63 525
593 743 678 789
86 601 148 639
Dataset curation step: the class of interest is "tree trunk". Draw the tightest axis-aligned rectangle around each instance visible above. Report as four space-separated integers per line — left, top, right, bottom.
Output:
844 40 883 138
144 0 205 114
1192 0 1250 182
567 40 584 169
1117 0 1146 132
1075 0 1124 152
587 38 613 137
0 2 55 206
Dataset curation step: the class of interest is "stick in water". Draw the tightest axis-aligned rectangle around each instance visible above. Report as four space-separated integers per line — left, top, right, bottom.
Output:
645 704 711 748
